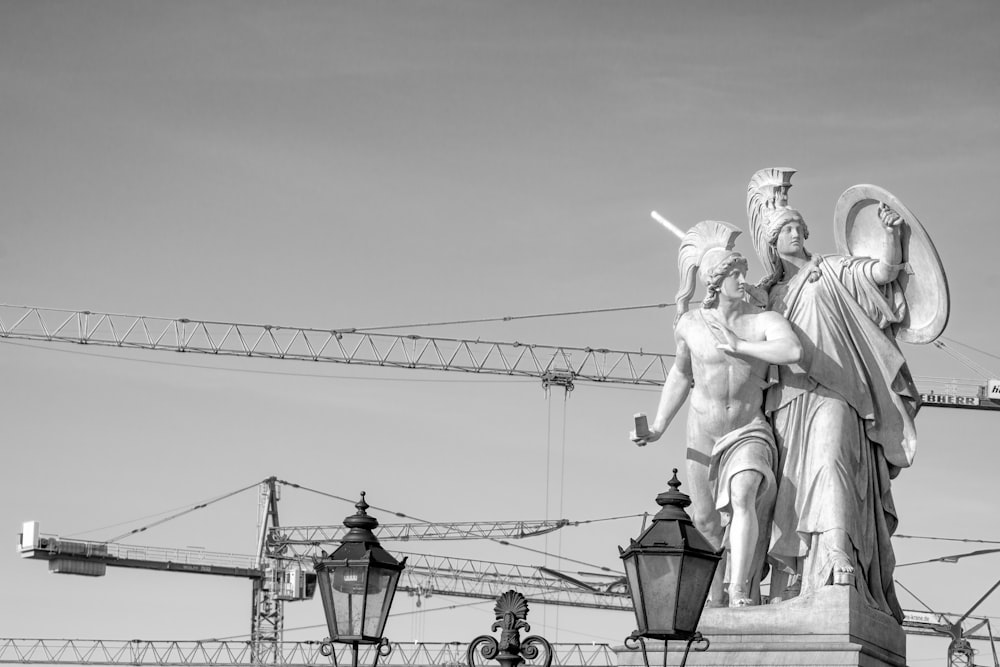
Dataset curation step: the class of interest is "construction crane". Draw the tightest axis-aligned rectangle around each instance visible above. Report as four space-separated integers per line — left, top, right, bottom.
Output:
18 476 631 664
1 304 998 406
19 480 997 663
7 302 1000 665
898 575 1000 667
0 305 669 389
19 522 622 606
0 638 621 667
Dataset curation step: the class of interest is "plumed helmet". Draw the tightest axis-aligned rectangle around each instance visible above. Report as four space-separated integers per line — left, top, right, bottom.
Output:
675 220 742 320
746 168 808 280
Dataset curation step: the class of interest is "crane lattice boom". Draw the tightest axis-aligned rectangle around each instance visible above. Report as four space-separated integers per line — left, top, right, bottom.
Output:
0 639 620 666
0 305 669 386
3 304 995 407
19 524 629 610
269 519 569 559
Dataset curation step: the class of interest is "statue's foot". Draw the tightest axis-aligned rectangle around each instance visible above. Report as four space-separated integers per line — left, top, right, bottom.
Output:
831 553 855 586
728 585 754 608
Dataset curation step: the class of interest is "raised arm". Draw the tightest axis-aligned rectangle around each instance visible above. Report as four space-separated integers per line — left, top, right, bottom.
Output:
871 203 904 285
632 331 693 446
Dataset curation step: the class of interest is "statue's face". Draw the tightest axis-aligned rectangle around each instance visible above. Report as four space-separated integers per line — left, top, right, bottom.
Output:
719 266 748 300
776 219 808 258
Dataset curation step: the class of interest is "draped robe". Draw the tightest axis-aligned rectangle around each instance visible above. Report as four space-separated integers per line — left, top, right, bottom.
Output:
765 255 920 622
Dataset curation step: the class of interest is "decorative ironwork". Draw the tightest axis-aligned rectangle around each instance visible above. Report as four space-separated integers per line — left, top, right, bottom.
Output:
467 591 553 667
320 637 392 665
623 632 709 667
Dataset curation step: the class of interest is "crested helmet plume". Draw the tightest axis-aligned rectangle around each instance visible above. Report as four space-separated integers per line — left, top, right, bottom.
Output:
747 168 806 286
675 220 742 321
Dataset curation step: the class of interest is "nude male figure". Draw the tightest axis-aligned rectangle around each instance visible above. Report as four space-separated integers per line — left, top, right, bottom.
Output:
632 221 801 606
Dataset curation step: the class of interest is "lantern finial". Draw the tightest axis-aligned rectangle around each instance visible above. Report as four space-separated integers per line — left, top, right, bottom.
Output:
653 468 693 520
342 492 379 543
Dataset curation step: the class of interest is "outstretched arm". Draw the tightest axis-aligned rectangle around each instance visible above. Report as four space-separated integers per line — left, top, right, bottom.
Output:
709 312 801 364
632 334 693 446
871 203 904 285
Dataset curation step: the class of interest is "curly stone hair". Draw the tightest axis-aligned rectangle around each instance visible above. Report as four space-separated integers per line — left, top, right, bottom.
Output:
703 253 749 309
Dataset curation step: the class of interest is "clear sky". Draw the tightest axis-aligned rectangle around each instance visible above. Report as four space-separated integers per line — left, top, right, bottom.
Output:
2 1 998 665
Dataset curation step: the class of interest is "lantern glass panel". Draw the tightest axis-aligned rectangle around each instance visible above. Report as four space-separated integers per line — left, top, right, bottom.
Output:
637 552 681 635
622 554 644 631
364 566 401 638
674 553 717 635
331 564 368 638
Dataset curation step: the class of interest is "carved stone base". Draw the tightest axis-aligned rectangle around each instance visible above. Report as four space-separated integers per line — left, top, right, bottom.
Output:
616 586 905 667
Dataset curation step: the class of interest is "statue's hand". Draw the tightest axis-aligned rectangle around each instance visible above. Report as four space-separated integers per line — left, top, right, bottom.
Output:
630 426 663 447
707 320 742 355
806 256 823 283
877 202 904 232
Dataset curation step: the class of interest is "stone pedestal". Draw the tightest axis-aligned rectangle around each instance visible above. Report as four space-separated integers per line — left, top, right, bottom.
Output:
616 586 905 667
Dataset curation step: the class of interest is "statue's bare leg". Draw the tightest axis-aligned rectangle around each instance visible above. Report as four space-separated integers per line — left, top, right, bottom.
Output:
727 469 763 607
685 457 726 606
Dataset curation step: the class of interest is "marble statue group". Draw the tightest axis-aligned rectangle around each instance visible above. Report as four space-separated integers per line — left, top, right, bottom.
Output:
632 168 948 622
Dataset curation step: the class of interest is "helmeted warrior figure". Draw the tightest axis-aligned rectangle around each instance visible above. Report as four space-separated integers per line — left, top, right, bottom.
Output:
633 220 801 607
747 167 921 621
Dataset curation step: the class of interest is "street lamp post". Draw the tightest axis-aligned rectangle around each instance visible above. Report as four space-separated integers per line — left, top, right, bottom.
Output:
619 469 722 667
315 492 407 667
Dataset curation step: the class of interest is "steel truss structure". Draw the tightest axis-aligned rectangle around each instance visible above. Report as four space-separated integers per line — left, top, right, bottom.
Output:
0 305 670 386
0 639 619 667
2 304 994 405
394 552 628 610
269 519 569 559
21 533 629 611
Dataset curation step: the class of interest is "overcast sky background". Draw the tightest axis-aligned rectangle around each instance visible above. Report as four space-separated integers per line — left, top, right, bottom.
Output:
2 2 999 665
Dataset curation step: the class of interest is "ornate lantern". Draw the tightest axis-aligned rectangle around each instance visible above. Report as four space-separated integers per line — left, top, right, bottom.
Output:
619 469 721 662
315 492 406 666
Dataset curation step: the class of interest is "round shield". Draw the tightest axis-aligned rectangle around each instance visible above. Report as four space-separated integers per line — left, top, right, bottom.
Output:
833 184 949 344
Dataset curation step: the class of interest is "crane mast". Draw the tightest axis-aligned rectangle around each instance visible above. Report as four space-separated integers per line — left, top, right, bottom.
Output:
252 479 283 666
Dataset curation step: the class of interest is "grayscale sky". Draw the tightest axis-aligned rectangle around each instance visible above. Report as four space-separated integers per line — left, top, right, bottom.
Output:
1 2 998 665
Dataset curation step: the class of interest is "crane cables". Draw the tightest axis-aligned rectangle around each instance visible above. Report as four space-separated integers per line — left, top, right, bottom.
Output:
933 338 999 379
63 480 262 542
276 478 633 575
350 302 676 332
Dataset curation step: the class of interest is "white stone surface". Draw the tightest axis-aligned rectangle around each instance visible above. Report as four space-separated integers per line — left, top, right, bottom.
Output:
616 586 905 667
